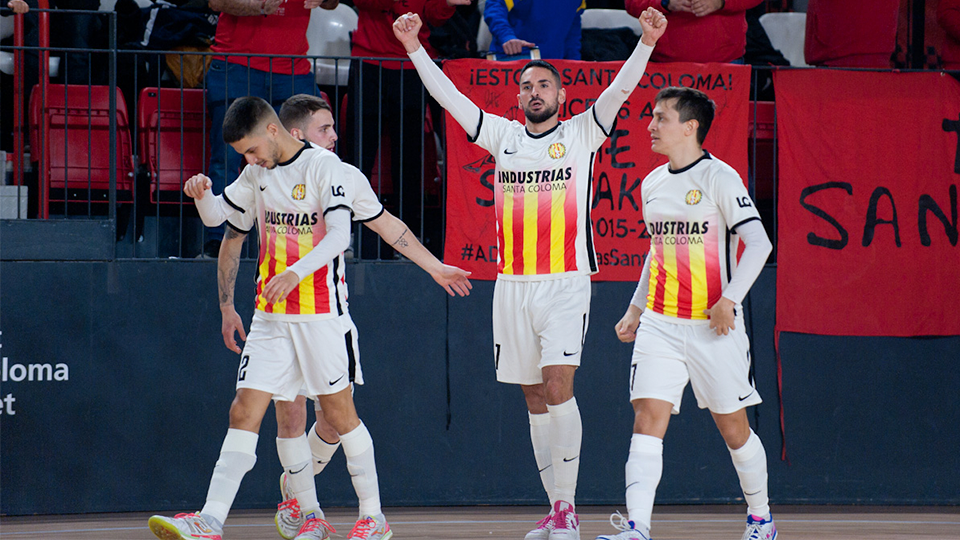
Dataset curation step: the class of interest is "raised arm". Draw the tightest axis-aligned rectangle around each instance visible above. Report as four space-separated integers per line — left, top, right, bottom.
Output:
393 12 482 139
365 211 472 297
184 174 242 227
593 8 667 131
218 226 249 354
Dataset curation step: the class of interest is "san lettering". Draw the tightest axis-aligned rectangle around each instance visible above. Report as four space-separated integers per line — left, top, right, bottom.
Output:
799 182 958 249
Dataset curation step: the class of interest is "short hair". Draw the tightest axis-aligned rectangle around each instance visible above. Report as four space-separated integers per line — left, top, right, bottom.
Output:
279 94 332 133
654 86 716 145
520 59 562 88
222 96 278 144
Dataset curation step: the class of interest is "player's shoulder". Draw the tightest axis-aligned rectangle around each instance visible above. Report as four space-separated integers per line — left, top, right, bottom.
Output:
702 153 744 187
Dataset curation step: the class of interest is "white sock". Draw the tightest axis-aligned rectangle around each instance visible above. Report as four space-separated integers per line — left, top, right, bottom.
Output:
529 412 556 507
547 397 582 506
625 433 663 534
277 434 322 518
308 422 342 475
200 428 258 525
340 421 382 517
728 430 770 518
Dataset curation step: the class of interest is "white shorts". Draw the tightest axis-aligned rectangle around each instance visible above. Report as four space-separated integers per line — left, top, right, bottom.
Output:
237 312 364 402
629 312 761 415
493 275 591 385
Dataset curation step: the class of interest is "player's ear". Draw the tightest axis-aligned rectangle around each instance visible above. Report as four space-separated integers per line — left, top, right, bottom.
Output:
685 119 699 137
290 128 302 140
558 87 566 105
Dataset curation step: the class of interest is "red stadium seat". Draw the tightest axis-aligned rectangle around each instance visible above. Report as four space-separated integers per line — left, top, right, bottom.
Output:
28 84 135 202
137 87 210 204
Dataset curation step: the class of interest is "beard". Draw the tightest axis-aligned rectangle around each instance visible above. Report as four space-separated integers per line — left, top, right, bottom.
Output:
524 99 558 124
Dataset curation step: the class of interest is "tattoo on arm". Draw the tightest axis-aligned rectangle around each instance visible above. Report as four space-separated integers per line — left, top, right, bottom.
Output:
392 228 411 248
218 229 243 305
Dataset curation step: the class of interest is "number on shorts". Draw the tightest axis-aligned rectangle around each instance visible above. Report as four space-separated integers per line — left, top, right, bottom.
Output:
630 363 638 392
238 355 250 382
494 343 501 370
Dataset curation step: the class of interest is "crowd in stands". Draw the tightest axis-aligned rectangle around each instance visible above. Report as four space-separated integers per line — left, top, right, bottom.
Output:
1 0 958 255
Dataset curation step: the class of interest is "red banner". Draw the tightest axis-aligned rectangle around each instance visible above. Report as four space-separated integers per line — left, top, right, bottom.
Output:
442 60 751 281
775 70 960 336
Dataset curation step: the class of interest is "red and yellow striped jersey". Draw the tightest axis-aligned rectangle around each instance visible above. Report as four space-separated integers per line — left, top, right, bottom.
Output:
641 153 760 322
472 109 611 280
224 144 354 321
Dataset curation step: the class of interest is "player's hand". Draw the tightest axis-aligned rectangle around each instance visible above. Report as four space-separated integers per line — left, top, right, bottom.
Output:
7 0 29 14
638 7 668 47
262 270 300 305
183 174 212 200
503 38 536 56
704 296 736 336
615 305 643 343
431 265 472 297
393 12 423 53
691 0 723 17
221 305 247 354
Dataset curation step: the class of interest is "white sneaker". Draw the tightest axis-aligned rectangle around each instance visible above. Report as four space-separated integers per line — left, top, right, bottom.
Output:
549 500 580 540
525 511 555 540
596 511 651 540
275 472 305 539
294 517 337 540
741 514 778 540
347 513 392 540
148 512 222 540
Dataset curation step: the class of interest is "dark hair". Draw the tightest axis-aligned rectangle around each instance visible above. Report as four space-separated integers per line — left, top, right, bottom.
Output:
279 94 332 133
520 59 562 88
222 96 277 144
654 86 716 145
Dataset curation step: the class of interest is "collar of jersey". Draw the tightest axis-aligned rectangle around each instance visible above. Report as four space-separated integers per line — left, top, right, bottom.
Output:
525 121 562 139
278 140 313 167
668 150 712 175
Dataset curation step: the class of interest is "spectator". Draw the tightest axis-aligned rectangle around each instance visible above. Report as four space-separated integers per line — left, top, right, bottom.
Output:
804 0 899 68
200 0 338 258
939 0 960 71
483 0 585 60
345 0 469 258
626 0 762 63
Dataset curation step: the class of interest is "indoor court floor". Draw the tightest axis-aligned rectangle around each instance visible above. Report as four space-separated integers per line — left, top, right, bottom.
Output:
2 505 958 540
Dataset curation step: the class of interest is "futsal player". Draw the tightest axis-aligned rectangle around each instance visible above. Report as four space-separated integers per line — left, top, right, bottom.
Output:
148 97 390 540
218 93 472 539
393 9 667 540
598 87 776 540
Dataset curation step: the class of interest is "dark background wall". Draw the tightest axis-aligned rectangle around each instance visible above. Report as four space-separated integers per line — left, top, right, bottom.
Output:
1 259 958 515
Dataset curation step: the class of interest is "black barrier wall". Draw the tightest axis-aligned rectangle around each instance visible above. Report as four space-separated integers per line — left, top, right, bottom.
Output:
1 260 958 515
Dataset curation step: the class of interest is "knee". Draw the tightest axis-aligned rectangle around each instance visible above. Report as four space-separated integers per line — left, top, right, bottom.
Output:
228 398 262 432
521 384 548 414
542 376 573 405
315 412 342 442
275 401 308 439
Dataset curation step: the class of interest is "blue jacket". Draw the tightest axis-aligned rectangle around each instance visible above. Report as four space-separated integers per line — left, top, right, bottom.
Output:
484 0 586 60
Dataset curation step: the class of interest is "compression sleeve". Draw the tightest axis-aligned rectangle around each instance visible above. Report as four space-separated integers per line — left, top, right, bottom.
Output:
194 192 241 228
593 41 654 132
408 45 482 139
721 219 772 304
630 251 653 309
286 208 352 281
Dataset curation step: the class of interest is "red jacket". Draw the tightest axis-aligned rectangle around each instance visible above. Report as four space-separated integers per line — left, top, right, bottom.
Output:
939 0 960 70
804 0 899 68
213 1 312 75
352 0 457 68
626 0 762 63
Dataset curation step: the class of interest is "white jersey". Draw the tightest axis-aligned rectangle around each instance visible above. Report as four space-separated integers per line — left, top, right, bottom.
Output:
223 142 354 321
471 107 612 281
641 152 761 323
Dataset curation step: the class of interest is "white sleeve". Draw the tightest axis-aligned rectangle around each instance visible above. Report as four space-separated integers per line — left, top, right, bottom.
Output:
721 219 772 304
593 42 654 132
408 46 482 139
193 192 242 228
630 252 652 309
286 208 352 281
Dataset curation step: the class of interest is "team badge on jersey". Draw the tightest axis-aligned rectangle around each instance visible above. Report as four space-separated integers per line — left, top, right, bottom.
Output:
292 184 306 201
685 189 703 205
548 143 566 159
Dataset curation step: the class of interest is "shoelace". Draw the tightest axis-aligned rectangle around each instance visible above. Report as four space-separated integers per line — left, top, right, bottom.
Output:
608 511 632 532
349 517 377 539
278 498 302 520
534 514 554 530
301 518 337 535
553 507 577 529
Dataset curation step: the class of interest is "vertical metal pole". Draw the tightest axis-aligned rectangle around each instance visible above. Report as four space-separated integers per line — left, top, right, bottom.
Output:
109 11 117 225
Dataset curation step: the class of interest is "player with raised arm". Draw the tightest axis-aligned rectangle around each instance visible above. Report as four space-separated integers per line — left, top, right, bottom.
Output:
600 87 775 540
148 96 392 540
217 93 472 539
394 9 667 540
